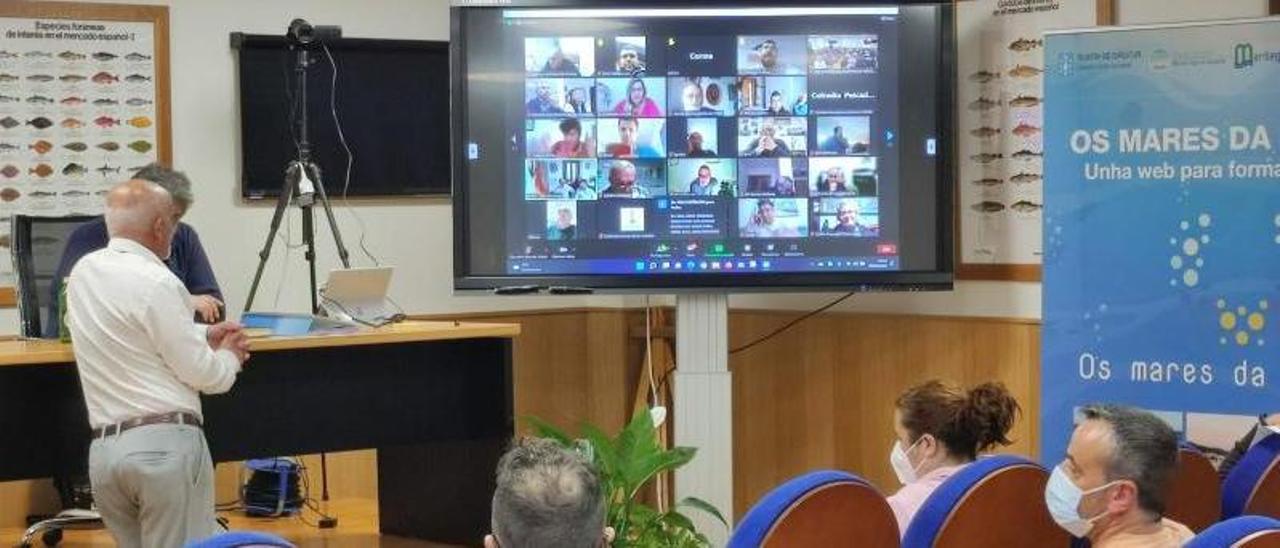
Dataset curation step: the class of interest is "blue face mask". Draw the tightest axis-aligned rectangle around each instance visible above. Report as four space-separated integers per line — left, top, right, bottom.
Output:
1044 465 1119 538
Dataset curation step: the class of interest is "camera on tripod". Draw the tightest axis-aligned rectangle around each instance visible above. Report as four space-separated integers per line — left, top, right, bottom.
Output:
286 18 341 48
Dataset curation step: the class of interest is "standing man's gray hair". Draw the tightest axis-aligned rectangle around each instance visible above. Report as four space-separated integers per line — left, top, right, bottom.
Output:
488 438 606 548
1079 404 1179 515
132 163 194 214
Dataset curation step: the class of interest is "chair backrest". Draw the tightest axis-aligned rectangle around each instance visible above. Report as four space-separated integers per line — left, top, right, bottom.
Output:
1224 435 1280 519
1186 515 1280 548
902 454 1069 548
1168 444 1223 532
729 470 899 548
11 215 96 337
184 531 296 548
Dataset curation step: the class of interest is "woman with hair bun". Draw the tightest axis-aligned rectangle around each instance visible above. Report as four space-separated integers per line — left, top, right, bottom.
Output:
886 380 1022 537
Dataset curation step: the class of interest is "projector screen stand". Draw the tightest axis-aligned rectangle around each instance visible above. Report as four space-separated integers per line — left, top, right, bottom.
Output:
674 293 732 546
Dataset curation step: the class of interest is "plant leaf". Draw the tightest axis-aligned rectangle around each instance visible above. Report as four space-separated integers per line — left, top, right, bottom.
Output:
624 448 696 501
523 415 575 448
661 510 696 532
677 496 728 527
582 423 621 477
614 412 657 486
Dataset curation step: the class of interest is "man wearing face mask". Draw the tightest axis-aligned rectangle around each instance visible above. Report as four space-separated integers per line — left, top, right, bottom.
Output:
1044 404 1192 547
886 380 1021 537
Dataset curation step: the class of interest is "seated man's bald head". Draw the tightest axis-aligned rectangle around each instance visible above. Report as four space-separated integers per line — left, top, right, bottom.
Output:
104 179 179 259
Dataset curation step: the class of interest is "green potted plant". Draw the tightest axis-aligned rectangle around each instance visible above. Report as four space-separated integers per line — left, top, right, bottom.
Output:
528 412 727 548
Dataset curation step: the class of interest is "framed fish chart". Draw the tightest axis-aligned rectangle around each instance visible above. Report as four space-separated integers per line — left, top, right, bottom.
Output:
954 0 1113 281
0 2 170 298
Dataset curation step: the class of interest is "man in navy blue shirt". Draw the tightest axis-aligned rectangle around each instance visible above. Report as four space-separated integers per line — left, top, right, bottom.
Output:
45 164 223 338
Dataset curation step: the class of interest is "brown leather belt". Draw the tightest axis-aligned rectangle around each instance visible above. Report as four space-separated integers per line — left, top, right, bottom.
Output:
91 411 202 439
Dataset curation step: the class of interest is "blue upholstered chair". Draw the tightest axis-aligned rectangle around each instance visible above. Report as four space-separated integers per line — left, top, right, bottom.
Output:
1168 442 1223 532
901 454 1069 548
184 531 296 548
729 470 899 548
1186 515 1280 547
1223 435 1280 519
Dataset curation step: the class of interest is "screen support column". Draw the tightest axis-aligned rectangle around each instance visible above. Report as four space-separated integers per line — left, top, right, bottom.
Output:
674 293 732 544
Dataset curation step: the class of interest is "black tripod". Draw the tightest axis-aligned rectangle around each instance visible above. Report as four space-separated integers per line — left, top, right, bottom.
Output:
243 19 348 516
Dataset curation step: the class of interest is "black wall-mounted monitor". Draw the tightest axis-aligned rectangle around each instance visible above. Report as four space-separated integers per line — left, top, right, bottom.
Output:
235 34 451 199
451 1 954 291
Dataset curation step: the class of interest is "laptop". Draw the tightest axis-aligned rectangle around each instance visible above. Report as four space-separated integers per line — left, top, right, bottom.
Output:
318 267 398 327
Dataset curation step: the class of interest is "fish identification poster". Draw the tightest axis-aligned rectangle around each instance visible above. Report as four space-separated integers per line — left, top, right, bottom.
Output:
0 14 159 281
1042 18 1280 463
956 0 1097 274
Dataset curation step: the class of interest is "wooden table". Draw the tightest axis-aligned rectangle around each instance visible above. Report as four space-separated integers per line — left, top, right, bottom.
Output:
0 320 519 545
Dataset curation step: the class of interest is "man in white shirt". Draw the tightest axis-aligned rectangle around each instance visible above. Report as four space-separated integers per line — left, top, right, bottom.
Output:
67 177 250 548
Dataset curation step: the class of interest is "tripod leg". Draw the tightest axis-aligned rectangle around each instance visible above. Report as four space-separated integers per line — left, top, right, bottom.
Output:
311 174 351 269
243 170 297 312
301 205 319 315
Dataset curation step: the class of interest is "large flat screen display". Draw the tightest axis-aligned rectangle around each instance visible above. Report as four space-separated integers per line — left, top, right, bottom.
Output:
452 1 953 291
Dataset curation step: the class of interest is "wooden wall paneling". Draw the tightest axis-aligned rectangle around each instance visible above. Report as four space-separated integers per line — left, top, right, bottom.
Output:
0 479 57 528
1097 0 1117 25
584 309 636 432
441 308 636 435
508 311 591 431
728 311 1041 518
730 310 843 519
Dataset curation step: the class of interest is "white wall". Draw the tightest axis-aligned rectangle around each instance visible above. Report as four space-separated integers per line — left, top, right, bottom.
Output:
2 0 1270 333
1118 0 1268 25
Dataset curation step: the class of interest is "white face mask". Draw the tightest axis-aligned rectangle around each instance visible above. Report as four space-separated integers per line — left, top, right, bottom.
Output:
1044 465 1119 538
890 436 926 485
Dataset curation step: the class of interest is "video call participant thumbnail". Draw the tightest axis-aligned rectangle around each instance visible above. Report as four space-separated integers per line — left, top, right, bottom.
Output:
525 159 600 200
812 197 879 237
595 77 666 117
665 35 736 76
600 158 667 199
737 35 806 75
544 200 579 240
526 36 596 77
527 118 597 159
596 199 665 239
668 77 735 116
668 158 736 197
738 117 808 158
739 197 809 238
667 117 735 158
814 116 871 155
599 117 666 158
596 36 651 76
807 35 880 72
738 157 808 197
809 157 878 196
525 78 595 116
737 76 808 116
807 73 878 114
525 200 597 242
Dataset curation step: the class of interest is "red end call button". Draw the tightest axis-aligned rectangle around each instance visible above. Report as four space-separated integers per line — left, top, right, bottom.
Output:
876 244 897 255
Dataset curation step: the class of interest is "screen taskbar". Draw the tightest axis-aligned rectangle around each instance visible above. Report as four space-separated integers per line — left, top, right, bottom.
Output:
508 255 899 274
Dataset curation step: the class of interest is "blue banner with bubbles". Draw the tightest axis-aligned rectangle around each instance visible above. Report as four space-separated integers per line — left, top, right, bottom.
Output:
1042 19 1280 463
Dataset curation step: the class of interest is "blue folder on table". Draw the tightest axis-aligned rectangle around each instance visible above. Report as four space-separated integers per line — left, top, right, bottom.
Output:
240 312 359 336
